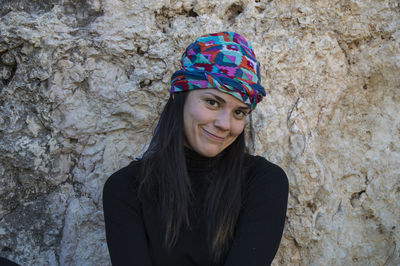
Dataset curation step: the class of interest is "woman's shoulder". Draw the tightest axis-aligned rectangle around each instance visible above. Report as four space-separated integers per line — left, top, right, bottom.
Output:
103 160 142 197
244 154 289 192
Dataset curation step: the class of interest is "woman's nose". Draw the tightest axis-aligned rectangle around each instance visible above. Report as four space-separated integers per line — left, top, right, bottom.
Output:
213 110 231 131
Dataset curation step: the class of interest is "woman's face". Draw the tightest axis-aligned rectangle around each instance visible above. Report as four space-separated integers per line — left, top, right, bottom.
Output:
183 89 250 157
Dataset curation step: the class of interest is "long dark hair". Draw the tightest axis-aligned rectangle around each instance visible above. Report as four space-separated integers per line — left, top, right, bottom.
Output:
138 92 247 263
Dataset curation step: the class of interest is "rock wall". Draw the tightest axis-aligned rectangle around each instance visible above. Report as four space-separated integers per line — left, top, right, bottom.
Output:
0 0 399 265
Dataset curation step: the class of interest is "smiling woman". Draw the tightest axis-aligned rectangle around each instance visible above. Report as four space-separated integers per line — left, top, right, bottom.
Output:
183 89 249 157
103 32 289 266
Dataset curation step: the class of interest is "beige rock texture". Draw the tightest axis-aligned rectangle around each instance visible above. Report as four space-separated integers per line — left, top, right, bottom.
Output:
0 0 399 265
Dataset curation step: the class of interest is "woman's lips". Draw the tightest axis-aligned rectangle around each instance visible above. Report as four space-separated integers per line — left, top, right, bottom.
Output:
202 128 225 141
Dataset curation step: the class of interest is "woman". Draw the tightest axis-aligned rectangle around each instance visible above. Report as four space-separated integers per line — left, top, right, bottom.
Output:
103 32 289 266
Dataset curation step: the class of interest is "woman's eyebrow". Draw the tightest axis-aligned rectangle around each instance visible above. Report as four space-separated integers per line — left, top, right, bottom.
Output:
204 92 226 103
204 92 250 110
237 106 251 111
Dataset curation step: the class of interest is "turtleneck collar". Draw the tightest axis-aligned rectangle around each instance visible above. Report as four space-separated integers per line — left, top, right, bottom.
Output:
184 147 222 175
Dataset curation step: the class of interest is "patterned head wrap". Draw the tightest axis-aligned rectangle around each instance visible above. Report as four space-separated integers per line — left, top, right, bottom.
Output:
170 31 265 109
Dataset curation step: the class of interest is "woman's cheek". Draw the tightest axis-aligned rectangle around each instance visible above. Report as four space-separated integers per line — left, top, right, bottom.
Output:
233 120 246 136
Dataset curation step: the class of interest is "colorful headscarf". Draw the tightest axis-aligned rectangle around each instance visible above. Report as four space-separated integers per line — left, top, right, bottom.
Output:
170 32 265 109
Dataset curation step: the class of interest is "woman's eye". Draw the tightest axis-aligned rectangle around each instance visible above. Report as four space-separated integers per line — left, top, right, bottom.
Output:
206 99 219 107
234 110 247 119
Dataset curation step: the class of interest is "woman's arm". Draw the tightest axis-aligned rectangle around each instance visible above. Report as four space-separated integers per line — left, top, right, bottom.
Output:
103 163 153 266
224 157 289 266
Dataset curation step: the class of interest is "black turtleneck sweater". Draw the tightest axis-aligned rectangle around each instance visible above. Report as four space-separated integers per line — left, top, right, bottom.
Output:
103 149 288 266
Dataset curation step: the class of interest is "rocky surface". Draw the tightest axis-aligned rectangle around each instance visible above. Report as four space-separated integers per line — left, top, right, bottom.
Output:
0 0 399 265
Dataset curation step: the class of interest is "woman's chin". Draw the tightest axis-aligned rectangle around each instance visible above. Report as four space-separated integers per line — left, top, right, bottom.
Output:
195 146 223 158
